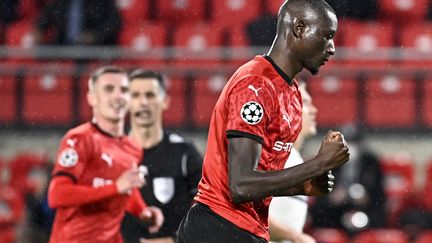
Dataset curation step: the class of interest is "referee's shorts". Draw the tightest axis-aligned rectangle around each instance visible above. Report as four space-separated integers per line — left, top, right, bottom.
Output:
176 202 267 243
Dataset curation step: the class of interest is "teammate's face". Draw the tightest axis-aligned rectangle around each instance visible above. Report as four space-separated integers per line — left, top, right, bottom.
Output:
299 85 317 137
129 78 168 128
300 10 337 75
88 73 130 123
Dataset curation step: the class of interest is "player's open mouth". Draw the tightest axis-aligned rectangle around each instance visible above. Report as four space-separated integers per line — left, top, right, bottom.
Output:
134 110 151 118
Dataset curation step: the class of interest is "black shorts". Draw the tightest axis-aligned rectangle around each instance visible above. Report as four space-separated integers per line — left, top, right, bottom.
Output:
176 203 267 243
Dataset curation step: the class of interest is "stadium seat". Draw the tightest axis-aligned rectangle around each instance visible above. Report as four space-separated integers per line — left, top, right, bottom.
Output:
365 75 416 127
308 75 358 126
416 231 432 243
118 22 167 52
115 0 149 25
226 24 253 66
0 76 16 123
0 186 25 243
172 22 224 67
192 75 227 127
156 0 205 23
399 23 432 68
379 0 427 22
211 0 261 29
23 71 73 125
163 77 186 128
353 229 409 243
341 21 395 68
309 228 349 243
8 152 49 195
4 21 36 49
423 80 432 127
78 77 92 123
380 153 415 226
17 0 41 21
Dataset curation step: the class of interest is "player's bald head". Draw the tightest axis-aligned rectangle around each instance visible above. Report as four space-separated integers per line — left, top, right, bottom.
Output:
276 0 336 36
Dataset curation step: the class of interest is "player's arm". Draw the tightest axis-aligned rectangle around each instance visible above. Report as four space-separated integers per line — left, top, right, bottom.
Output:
126 189 164 233
184 143 203 197
228 131 348 204
49 167 145 208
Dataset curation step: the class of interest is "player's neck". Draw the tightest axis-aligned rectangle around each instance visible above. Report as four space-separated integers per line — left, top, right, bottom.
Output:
294 136 304 151
267 44 302 79
130 124 164 149
92 118 124 137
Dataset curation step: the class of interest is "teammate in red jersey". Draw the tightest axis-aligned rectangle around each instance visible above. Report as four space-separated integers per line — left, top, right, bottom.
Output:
48 66 163 243
177 0 349 242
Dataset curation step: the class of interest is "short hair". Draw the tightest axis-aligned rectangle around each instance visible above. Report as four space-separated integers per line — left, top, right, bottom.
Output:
88 66 127 91
128 69 166 93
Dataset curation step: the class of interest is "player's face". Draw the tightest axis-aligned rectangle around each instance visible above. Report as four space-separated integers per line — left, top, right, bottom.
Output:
301 10 337 75
300 85 317 137
129 78 168 127
88 73 130 123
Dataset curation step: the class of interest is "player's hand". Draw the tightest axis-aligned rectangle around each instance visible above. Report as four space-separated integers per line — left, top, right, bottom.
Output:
315 130 350 171
294 233 316 243
141 206 164 233
303 171 335 196
115 165 146 194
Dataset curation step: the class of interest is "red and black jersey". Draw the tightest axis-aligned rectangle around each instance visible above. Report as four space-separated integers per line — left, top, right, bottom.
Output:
195 55 303 241
49 122 143 243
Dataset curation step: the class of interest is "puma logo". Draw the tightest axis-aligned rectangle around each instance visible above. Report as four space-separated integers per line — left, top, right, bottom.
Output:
66 138 77 147
248 85 262 97
101 153 113 167
282 114 290 123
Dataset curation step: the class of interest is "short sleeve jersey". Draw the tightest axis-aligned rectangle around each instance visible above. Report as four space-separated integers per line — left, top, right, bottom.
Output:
50 122 142 243
194 55 303 241
121 132 203 241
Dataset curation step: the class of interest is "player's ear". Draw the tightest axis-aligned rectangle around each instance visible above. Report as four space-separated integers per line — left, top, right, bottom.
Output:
293 19 306 38
162 94 170 111
87 90 96 107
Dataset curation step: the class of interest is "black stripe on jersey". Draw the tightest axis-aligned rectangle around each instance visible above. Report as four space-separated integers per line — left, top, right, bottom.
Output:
52 172 78 184
226 130 264 144
263 55 294 85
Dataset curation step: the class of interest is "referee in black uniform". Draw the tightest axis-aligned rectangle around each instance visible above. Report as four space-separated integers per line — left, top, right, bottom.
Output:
121 70 203 243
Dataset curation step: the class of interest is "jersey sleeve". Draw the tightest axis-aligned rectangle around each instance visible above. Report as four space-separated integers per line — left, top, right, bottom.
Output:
184 143 203 196
51 132 92 182
226 76 274 144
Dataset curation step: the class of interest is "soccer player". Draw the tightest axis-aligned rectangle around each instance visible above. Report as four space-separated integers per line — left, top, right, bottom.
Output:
48 66 163 243
121 70 203 243
268 82 318 243
176 0 350 243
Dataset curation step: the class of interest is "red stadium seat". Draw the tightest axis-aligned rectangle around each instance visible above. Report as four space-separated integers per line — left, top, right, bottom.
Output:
380 153 415 226
172 22 224 67
309 228 349 243
416 231 432 243
23 71 73 125
399 23 432 68
379 0 427 22
17 0 41 21
0 186 25 243
4 21 36 48
118 22 167 65
156 0 205 23
8 152 49 195
163 77 186 127
226 25 253 66
211 0 261 29
79 77 92 123
192 75 227 127
341 21 395 68
365 75 416 127
308 75 358 126
423 80 432 127
353 229 409 243
115 0 149 25
0 76 16 123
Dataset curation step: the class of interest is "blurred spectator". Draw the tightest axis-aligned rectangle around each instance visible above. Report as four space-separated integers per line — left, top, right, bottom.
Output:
326 0 378 20
246 12 277 47
309 124 386 235
35 0 121 45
